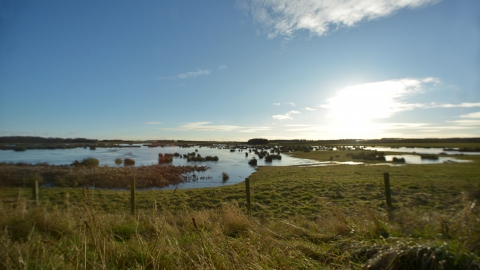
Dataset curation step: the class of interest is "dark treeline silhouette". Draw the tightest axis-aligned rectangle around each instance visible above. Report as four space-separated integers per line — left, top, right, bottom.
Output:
248 138 269 145
0 136 97 144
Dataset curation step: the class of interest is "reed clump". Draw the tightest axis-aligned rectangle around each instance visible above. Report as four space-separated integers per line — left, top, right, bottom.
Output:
0 163 208 188
124 158 135 166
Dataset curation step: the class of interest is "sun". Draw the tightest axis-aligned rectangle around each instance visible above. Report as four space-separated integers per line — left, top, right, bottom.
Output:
322 81 402 138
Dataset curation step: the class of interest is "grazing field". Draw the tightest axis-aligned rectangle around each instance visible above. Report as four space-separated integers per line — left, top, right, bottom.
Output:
1 153 479 269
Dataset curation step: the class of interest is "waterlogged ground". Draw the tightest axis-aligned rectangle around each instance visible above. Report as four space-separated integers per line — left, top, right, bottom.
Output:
1 147 479 268
1 145 478 189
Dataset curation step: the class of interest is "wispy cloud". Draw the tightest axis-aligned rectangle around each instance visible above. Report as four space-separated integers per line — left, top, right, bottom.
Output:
286 102 296 106
273 102 281 106
177 69 211 79
446 119 480 126
272 110 300 120
246 0 440 38
460 112 480 118
239 127 271 133
429 103 480 109
159 69 212 80
175 122 240 131
219 65 228 70
305 107 316 111
321 77 439 120
160 122 271 133
145 122 162 125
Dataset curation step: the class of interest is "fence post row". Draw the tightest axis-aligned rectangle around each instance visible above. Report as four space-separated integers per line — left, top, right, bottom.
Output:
245 178 251 214
131 178 136 216
383 172 392 211
33 180 39 205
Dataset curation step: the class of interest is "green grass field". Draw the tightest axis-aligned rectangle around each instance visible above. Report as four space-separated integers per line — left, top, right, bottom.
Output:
1 151 479 269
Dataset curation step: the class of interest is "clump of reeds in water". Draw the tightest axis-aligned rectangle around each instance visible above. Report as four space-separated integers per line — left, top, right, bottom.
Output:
222 172 229 182
187 154 206 162
248 158 257 166
124 158 135 166
205 156 219 161
392 157 406 163
71 157 100 167
420 154 439 160
158 153 173 164
115 158 122 165
347 151 385 161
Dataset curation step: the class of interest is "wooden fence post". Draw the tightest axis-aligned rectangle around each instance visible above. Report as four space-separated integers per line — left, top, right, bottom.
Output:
245 178 251 214
33 180 39 205
131 178 136 215
383 173 392 211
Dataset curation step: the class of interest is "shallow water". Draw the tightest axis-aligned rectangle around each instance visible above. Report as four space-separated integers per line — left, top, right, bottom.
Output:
384 154 471 164
0 145 318 189
0 145 474 189
364 146 480 155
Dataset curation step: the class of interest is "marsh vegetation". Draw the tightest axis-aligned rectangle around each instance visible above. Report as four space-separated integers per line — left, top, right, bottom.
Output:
1 139 480 268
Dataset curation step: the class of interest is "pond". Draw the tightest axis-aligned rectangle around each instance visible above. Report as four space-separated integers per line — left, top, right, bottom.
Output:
0 145 475 189
0 145 318 189
364 146 480 155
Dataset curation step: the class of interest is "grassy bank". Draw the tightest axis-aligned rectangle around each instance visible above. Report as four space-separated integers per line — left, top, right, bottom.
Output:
1 154 479 268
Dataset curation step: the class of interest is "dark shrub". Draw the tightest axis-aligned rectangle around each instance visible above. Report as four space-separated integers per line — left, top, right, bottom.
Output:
205 156 219 161
248 158 257 166
248 138 269 145
71 158 99 167
124 158 135 166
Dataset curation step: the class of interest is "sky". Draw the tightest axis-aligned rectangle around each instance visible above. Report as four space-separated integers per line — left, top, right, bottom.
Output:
0 0 479 141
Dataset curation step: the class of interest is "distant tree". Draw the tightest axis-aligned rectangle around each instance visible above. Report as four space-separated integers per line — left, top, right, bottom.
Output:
247 138 269 145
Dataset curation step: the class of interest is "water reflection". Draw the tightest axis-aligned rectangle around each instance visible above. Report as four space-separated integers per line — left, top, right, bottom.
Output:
0 145 475 189
0 145 319 189
384 155 470 164
364 147 480 155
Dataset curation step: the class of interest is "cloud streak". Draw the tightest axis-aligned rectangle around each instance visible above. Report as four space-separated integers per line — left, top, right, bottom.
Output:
247 0 440 38
460 112 480 119
272 110 300 120
161 122 271 133
159 69 212 80
177 69 211 79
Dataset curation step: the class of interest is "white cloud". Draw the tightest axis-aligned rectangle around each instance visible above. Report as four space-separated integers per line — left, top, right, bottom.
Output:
246 0 440 38
446 119 480 126
175 122 240 132
305 107 316 111
272 110 300 120
145 122 162 125
219 65 228 70
160 122 271 133
177 69 211 79
273 102 281 106
460 112 480 119
321 77 439 120
286 102 296 106
430 103 480 109
239 127 272 133
159 69 212 80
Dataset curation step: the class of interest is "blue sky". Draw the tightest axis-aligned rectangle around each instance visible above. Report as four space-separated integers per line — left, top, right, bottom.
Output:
1 0 479 141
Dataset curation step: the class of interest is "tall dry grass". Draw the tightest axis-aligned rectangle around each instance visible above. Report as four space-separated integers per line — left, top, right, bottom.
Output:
1 192 478 269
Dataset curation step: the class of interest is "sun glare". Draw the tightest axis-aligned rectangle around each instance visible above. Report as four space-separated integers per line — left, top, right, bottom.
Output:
321 79 431 138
